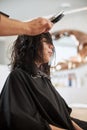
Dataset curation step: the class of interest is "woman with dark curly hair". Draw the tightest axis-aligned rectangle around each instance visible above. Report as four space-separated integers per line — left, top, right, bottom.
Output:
1 32 87 130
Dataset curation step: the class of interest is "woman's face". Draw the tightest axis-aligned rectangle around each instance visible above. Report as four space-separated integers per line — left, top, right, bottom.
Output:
41 38 54 63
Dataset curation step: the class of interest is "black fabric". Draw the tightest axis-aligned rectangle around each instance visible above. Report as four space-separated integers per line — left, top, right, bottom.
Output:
0 100 8 130
0 68 87 130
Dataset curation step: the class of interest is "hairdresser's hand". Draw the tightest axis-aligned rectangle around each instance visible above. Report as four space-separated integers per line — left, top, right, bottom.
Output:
24 17 53 35
49 124 67 130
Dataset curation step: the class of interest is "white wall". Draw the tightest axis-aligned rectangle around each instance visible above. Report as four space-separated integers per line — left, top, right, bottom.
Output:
57 87 87 105
0 65 10 93
51 64 87 105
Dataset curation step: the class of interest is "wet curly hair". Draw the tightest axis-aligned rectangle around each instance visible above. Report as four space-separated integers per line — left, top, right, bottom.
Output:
10 32 54 75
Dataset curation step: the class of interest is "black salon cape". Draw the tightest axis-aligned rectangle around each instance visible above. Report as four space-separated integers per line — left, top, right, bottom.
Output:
0 68 86 130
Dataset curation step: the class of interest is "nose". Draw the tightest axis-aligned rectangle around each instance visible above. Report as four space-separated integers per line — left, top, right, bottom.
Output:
49 48 53 56
50 46 54 53
50 49 53 53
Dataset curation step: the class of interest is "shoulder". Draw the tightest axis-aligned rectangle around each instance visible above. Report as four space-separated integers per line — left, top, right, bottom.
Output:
8 68 31 81
9 68 25 76
8 68 22 77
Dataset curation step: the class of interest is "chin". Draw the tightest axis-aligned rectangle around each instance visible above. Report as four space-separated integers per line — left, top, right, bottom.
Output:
43 58 50 63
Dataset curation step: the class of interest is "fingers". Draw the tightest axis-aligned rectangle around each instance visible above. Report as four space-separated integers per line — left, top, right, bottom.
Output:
39 18 53 32
26 17 53 35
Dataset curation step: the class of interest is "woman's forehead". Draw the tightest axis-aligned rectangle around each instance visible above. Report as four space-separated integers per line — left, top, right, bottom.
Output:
41 37 53 45
41 38 47 41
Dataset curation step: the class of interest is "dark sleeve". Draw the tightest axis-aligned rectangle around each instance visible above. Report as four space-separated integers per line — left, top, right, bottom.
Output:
1 70 51 130
0 11 9 17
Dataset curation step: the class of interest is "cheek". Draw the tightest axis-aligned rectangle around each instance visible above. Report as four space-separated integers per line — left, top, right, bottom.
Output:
42 46 51 62
43 48 48 58
43 52 51 62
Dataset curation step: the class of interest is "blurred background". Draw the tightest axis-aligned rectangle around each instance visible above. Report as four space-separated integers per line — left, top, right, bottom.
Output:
0 0 87 117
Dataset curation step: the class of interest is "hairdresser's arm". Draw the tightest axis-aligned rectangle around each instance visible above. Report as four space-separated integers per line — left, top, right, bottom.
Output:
49 124 67 130
49 121 83 130
0 14 53 36
71 120 83 130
